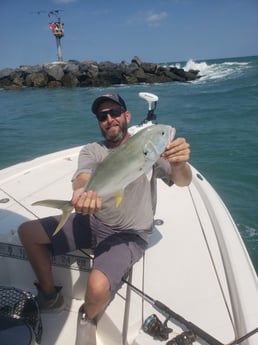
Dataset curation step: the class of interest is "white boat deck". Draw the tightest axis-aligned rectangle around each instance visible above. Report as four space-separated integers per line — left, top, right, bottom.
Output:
0 147 257 345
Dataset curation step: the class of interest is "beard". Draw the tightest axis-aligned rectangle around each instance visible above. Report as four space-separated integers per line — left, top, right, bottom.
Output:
100 116 128 143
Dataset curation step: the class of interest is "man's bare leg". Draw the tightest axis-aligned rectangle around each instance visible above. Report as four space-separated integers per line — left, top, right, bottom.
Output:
75 269 110 345
18 220 56 295
84 269 111 320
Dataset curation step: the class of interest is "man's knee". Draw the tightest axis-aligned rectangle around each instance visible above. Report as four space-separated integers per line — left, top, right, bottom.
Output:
87 269 110 300
18 221 32 241
18 220 50 245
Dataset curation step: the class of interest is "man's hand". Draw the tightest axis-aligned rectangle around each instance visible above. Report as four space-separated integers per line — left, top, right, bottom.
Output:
161 137 192 186
161 137 190 164
71 189 102 215
71 172 102 215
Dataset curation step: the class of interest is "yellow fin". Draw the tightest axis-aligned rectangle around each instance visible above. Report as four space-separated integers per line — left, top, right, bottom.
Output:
114 191 123 207
116 195 123 207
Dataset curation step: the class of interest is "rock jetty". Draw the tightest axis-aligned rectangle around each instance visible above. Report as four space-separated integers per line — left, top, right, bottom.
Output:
0 56 200 90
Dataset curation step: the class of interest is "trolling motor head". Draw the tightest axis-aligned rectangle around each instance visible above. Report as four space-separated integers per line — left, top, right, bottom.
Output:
139 92 159 122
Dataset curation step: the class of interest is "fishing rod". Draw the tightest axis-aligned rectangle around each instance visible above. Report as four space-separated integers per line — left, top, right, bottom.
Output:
122 278 223 345
122 278 258 345
79 246 221 345
79 242 257 345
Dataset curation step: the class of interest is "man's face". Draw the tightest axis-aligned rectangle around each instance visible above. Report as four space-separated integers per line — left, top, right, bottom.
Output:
96 101 131 143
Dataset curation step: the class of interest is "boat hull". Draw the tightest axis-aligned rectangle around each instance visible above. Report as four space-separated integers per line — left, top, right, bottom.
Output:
0 147 257 345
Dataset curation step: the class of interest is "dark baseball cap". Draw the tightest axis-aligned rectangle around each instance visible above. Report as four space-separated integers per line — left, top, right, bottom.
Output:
91 93 127 115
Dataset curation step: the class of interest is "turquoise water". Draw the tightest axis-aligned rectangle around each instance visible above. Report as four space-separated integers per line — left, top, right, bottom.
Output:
1 56 258 273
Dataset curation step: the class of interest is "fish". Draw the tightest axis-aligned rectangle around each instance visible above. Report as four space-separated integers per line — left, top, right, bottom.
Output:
32 124 176 235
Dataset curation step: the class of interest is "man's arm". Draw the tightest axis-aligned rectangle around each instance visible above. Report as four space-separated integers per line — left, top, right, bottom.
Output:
72 172 91 192
170 162 192 186
161 137 192 186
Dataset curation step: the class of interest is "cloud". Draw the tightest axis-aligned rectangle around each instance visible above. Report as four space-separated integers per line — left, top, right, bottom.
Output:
145 11 168 25
127 10 168 27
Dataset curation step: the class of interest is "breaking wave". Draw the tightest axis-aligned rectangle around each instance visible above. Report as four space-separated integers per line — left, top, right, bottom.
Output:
168 58 251 82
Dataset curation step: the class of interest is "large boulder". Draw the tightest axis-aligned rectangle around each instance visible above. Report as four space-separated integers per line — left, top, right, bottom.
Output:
62 72 79 87
25 72 48 87
0 68 14 78
44 64 64 81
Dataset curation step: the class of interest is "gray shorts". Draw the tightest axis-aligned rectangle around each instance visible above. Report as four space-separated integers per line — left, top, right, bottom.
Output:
40 214 147 294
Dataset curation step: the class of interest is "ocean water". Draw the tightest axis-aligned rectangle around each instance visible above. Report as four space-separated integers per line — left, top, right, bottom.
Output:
0 55 258 273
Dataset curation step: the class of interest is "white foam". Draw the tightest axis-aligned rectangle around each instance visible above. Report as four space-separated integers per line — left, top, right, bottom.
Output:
175 58 252 83
241 225 258 239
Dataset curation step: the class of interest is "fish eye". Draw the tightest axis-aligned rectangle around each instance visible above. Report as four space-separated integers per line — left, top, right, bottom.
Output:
162 131 165 135
144 151 148 156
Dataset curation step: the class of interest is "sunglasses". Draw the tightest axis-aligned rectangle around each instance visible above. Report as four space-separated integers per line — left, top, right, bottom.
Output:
96 107 124 122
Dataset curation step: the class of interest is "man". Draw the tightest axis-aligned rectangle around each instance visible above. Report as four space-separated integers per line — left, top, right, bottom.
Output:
18 93 192 345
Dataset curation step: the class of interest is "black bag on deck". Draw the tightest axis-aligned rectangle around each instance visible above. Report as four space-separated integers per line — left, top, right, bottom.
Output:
0 286 42 345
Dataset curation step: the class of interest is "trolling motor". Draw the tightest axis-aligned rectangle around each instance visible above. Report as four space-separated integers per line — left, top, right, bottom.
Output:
139 92 159 122
128 92 159 135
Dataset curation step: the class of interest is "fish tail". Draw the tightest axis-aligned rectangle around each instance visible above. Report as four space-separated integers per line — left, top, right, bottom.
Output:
52 208 73 236
32 199 74 236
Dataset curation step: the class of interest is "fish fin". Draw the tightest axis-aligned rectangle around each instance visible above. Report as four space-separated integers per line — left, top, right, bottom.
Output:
145 169 153 181
52 209 73 236
112 191 124 207
116 195 123 207
32 199 71 209
32 199 74 236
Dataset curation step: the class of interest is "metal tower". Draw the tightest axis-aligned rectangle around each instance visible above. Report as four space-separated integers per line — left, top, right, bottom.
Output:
48 10 64 62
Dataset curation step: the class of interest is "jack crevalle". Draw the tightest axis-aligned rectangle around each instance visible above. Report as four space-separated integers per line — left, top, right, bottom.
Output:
32 124 175 235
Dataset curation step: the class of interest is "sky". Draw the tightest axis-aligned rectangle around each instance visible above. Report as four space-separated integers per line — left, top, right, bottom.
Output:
0 0 257 70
